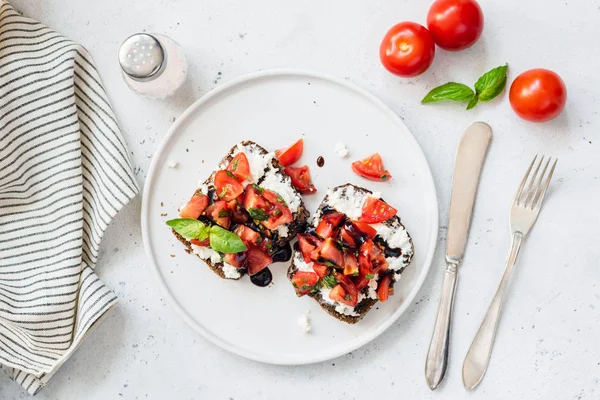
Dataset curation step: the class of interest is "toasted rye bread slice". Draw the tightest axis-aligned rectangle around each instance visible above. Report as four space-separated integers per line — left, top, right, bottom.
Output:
287 183 414 324
172 140 310 280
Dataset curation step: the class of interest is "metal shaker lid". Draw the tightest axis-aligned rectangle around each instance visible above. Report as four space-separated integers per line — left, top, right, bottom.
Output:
118 33 165 81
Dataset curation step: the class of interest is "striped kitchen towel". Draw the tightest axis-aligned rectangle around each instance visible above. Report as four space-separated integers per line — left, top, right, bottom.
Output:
0 1 138 395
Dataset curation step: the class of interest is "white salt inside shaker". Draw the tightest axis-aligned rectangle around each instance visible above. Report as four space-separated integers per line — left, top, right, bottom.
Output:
118 33 187 99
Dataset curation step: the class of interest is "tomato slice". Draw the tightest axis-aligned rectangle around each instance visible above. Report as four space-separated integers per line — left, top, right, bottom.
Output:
358 239 388 274
244 184 268 211
190 238 210 247
334 273 359 306
342 253 359 276
310 237 343 267
291 271 319 296
226 153 251 181
284 166 317 194
233 225 261 247
179 194 209 219
205 200 231 229
315 212 345 239
328 284 348 304
261 189 293 229
275 139 303 167
297 234 322 263
312 263 329 279
359 196 397 224
214 170 244 202
339 226 357 248
223 252 248 268
246 248 273 275
351 153 392 182
377 274 392 302
228 198 249 223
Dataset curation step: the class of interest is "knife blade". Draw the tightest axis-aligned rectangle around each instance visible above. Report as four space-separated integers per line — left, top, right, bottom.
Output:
425 122 492 390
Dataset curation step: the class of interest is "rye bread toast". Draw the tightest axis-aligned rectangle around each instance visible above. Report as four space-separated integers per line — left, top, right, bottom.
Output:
172 141 310 280
287 183 414 324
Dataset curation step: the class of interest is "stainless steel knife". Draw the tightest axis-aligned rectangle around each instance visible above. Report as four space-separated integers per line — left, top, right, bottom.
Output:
425 122 492 390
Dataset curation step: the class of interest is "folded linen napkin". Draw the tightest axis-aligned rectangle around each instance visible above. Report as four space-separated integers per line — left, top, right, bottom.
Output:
0 1 138 394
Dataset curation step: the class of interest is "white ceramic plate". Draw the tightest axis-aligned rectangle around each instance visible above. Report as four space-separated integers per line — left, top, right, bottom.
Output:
141 70 438 365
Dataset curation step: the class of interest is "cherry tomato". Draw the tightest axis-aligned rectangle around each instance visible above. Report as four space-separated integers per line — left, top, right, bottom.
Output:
214 170 244 202
275 139 303 167
359 196 397 224
246 248 273 276
261 189 294 229
427 0 484 51
509 69 567 123
377 274 392 302
284 165 317 194
351 153 392 182
292 271 319 296
205 200 231 229
226 153 251 181
380 22 435 77
312 263 329 279
334 273 359 306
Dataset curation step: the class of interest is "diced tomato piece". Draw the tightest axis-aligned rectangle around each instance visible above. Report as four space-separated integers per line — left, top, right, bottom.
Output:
350 220 377 239
226 153 250 181
224 252 248 268
228 198 249 223
312 263 329 279
297 234 322 263
244 185 268 211
233 225 261 247
284 165 317 194
179 194 209 219
310 237 343 267
261 189 293 229
315 212 345 239
328 284 348 304
291 271 319 296
190 238 210 247
343 253 359 276
275 139 303 167
353 274 370 291
214 170 244 201
351 153 392 182
246 248 273 275
339 226 357 248
359 196 397 224
205 200 231 229
378 274 392 302
334 273 359 306
358 239 388 274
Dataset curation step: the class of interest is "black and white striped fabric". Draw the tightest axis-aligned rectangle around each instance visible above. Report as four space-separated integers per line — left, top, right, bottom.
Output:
0 1 138 395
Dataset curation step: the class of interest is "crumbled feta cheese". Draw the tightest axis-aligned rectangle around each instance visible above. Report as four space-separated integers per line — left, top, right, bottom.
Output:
386 256 408 272
190 244 222 264
167 160 179 168
297 310 311 334
372 223 413 256
324 186 369 219
275 224 289 238
334 142 349 158
222 264 241 279
198 184 209 194
367 276 379 299
225 143 274 182
294 252 315 273
260 169 301 213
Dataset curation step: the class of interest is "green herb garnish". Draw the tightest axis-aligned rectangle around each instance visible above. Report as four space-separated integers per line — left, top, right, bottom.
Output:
252 184 264 194
322 274 338 288
166 219 247 254
365 273 374 279
232 159 238 171
218 209 230 218
248 208 269 221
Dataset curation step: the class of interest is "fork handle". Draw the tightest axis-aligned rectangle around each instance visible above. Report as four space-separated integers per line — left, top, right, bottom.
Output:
425 261 458 390
462 232 523 390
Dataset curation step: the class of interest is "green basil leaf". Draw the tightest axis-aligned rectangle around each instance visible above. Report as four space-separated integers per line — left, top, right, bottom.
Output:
166 218 209 240
248 208 269 221
209 225 247 253
421 83 475 104
474 64 508 102
466 96 479 110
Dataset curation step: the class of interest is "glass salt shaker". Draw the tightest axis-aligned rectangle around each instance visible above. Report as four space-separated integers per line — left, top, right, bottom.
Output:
118 33 187 99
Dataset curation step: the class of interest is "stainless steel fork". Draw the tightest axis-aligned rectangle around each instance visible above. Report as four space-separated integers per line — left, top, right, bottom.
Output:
462 155 558 390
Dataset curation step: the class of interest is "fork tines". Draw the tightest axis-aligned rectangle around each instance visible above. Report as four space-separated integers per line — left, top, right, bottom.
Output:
515 155 558 210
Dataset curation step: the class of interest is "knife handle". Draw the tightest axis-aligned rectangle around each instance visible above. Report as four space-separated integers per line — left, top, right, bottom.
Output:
425 262 459 390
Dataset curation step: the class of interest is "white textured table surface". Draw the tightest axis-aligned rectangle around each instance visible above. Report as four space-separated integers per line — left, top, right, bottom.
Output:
2 1 599 399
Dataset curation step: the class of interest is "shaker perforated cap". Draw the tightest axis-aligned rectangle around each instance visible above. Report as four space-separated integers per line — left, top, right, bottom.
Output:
118 33 165 81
